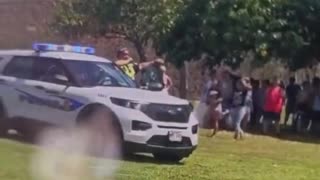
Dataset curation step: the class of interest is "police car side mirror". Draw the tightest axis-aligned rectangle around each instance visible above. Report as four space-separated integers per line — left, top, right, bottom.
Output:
53 74 70 86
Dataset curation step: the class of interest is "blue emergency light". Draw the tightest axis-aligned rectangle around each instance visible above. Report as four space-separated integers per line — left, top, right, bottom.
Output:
32 43 95 55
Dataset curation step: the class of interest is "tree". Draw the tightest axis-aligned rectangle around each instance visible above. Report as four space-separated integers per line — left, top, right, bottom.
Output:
53 0 185 62
155 0 283 96
157 0 320 71
157 0 284 68
279 0 320 70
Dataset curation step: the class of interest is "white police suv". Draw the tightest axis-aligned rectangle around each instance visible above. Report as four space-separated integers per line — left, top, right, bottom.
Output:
0 43 198 161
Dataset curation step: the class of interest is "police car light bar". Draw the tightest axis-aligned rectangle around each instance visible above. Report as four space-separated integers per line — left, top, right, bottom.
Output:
32 43 95 55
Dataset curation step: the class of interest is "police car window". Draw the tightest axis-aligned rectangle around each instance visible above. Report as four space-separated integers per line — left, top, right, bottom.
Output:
64 60 136 88
3 56 34 79
32 58 69 85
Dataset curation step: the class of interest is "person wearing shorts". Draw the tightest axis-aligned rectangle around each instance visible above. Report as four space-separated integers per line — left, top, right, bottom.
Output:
197 69 220 128
230 77 252 140
207 90 223 137
262 77 285 134
219 67 240 130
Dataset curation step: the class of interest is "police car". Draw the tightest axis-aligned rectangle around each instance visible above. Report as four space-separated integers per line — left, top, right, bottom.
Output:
0 43 198 161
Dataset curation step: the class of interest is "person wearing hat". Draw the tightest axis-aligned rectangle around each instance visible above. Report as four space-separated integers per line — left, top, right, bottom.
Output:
207 89 224 137
230 76 252 140
115 48 161 80
205 68 231 136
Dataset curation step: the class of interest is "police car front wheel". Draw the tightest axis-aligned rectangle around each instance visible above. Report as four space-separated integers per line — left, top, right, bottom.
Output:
0 103 8 137
76 104 124 158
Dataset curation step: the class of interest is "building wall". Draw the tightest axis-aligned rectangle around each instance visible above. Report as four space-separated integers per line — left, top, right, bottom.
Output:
0 0 56 48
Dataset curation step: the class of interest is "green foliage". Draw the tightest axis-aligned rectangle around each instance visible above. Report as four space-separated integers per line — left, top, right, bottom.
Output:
158 0 283 68
156 0 204 67
53 0 186 61
158 0 320 70
282 0 320 70
53 0 320 69
53 0 96 38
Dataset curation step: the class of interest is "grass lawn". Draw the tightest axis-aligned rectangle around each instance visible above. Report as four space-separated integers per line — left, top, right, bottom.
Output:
1 131 320 180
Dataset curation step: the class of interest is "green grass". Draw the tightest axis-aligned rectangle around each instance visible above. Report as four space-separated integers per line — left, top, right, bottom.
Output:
1 131 320 180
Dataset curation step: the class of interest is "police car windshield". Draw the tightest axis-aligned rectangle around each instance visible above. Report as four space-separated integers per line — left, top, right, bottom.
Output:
64 60 136 88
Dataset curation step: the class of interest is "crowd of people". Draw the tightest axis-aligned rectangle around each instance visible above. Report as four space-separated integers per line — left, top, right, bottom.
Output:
112 47 320 139
197 67 320 140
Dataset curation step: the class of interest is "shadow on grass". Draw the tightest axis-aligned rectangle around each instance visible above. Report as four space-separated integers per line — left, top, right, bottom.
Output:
123 153 185 166
246 126 320 145
1 131 34 144
277 133 320 144
2 132 185 165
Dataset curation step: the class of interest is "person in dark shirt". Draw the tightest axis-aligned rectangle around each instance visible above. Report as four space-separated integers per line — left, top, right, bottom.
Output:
285 77 301 126
310 77 320 134
295 81 313 132
219 67 241 109
231 77 252 140
250 79 260 128
115 48 161 80
218 67 240 129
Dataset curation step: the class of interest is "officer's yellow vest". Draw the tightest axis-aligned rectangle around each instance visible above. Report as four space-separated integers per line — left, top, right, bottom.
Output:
120 62 136 79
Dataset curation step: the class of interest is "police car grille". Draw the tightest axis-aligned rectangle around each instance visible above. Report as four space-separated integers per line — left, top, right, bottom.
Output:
147 136 192 148
141 104 191 123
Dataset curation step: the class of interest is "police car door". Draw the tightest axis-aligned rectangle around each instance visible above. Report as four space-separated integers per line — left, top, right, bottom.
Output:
0 56 35 119
17 57 80 126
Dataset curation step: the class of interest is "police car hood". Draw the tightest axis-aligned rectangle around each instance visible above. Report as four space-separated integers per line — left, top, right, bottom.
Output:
97 87 188 105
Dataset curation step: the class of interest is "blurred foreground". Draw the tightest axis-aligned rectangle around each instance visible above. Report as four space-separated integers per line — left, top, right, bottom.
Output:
1 131 320 180
29 110 122 180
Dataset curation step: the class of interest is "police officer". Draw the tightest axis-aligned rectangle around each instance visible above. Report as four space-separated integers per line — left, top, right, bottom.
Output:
115 48 161 80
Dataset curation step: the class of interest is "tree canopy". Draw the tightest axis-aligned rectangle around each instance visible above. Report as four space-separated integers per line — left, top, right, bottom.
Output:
157 0 320 69
53 0 186 61
53 0 320 70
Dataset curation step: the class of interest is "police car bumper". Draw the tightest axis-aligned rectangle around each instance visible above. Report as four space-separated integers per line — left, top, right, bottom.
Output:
124 141 197 157
123 123 198 157
113 106 198 155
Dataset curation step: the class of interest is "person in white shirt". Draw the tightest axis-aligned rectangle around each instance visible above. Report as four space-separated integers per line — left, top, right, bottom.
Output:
159 65 173 93
197 69 220 128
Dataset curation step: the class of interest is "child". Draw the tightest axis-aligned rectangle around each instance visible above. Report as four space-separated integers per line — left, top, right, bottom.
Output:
207 90 223 137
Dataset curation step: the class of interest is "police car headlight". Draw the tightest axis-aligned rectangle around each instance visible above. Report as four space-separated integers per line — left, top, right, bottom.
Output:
110 97 144 110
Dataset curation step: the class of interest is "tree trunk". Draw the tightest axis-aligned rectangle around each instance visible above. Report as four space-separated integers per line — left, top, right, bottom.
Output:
133 40 147 62
179 65 187 99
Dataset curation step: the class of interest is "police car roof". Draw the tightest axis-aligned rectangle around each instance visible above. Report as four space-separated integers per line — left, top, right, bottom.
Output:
0 50 112 63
